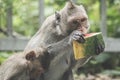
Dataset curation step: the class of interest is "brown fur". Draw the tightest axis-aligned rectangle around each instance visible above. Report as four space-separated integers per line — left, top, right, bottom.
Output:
0 47 49 80
24 1 90 50
24 1 90 80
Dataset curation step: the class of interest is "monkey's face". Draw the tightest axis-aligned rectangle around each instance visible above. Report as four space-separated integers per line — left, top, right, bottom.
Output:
29 59 44 80
25 49 45 79
61 2 90 35
67 5 90 34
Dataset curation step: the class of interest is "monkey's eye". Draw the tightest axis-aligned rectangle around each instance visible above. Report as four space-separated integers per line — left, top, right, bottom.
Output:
81 18 86 22
56 16 60 20
73 19 80 24
73 20 79 25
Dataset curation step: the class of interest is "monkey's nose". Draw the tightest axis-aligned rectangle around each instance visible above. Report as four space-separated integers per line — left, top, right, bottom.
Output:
78 27 83 32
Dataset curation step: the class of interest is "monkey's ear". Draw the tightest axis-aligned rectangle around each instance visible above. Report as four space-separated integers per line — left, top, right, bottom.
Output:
55 11 63 35
55 11 60 22
66 0 75 9
25 51 36 61
55 12 63 35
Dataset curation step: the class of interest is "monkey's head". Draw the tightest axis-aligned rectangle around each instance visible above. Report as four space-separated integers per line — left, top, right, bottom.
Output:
25 47 50 79
55 1 90 36
2 48 47 80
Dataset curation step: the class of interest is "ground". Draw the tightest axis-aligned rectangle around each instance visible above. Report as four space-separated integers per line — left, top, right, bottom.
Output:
74 74 120 80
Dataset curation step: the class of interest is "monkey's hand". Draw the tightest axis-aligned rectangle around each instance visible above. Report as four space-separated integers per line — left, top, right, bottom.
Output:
69 30 85 44
95 43 105 55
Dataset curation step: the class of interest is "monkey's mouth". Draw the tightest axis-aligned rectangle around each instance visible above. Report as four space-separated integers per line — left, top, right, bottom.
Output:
77 25 83 32
77 27 83 32
77 26 88 34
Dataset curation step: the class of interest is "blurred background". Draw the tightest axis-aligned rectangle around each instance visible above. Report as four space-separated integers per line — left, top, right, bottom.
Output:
0 0 120 79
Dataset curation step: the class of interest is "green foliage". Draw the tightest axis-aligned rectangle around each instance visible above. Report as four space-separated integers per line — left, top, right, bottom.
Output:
95 53 111 63
0 52 13 64
1 0 120 37
13 0 39 37
102 70 120 76
0 0 120 76
0 0 39 37
107 2 120 37
76 52 120 75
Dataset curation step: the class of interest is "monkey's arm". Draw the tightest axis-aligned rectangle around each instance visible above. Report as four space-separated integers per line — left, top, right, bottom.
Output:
45 30 104 80
47 36 71 57
44 31 85 80
47 30 85 58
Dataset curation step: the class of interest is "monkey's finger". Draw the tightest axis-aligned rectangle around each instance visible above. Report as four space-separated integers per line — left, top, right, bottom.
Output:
72 30 82 36
95 46 99 55
96 44 104 55
77 35 85 43
99 44 105 53
72 34 81 40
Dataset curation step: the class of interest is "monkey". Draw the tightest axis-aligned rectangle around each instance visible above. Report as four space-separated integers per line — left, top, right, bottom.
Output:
47 19 103 80
44 30 104 80
24 1 104 80
0 47 50 80
24 1 90 50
